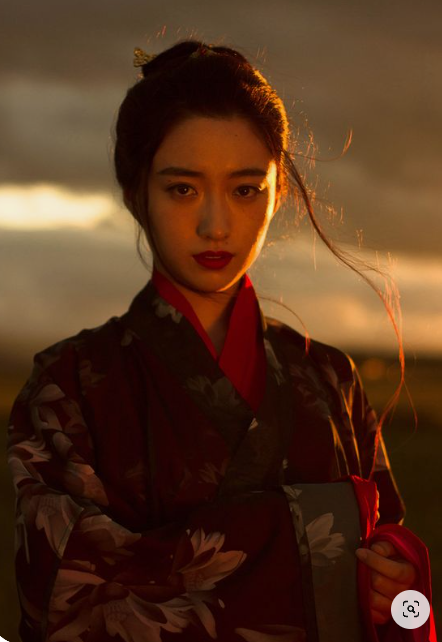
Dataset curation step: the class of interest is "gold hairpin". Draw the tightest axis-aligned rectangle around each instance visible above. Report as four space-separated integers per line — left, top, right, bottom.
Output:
133 47 157 67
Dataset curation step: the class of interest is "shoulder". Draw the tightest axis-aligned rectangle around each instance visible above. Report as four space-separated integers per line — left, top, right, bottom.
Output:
264 315 356 386
33 316 121 365
25 315 130 395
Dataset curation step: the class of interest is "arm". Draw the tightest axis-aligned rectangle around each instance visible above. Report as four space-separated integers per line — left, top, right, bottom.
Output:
6 348 248 642
7 343 307 642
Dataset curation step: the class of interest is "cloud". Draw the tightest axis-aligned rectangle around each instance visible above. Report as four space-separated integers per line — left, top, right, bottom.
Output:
1 226 441 372
1 0 441 261
0 77 121 189
304 160 442 256
0 183 119 229
0 224 146 366
251 233 442 356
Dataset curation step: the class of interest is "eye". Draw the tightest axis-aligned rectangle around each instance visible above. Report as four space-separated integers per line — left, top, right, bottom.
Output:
166 183 196 197
235 185 264 198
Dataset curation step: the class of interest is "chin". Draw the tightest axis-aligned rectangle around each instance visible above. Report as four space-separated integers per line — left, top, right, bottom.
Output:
188 270 241 292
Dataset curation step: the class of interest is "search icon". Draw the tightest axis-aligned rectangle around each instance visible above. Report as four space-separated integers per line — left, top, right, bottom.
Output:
391 590 430 629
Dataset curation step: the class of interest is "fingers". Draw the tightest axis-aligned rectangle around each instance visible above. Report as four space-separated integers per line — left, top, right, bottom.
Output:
355 547 416 585
370 541 397 558
358 538 417 627
371 569 410 600
370 589 392 624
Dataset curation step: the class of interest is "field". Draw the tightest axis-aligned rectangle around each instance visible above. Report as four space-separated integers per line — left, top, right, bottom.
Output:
0 354 440 641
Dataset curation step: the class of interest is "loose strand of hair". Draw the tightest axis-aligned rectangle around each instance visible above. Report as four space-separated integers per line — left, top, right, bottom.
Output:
283 150 416 469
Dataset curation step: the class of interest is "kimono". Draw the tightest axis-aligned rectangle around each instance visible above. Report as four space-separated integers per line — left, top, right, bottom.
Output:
6 268 434 642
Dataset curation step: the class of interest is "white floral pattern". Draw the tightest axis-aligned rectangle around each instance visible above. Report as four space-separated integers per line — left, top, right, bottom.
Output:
287 363 331 419
185 375 241 409
7 434 49 485
78 360 106 392
283 487 303 502
48 577 220 642
178 528 247 592
7 278 402 642
47 527 246 642
15 493 84 563
120 327 140 346
305 513 345 567
198 460 229 485
152 296 183 323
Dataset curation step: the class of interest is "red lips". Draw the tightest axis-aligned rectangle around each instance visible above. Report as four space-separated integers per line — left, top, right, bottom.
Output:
192 251 233 270
193 251 233 259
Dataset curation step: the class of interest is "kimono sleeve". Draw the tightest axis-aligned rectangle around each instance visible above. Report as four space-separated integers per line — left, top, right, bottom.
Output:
6 343 248 642
347 357 406 527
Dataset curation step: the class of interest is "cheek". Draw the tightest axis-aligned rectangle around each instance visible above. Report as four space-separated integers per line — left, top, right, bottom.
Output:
249 209 273 248
239 221 270 260
147 214 192 259
254 229 269 256
146 198 173 239
248 209 272 238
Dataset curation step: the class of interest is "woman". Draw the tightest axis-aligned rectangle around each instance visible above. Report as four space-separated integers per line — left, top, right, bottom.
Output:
7 40 434 642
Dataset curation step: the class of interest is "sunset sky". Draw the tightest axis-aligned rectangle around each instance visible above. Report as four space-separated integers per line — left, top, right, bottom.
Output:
1 0 442 367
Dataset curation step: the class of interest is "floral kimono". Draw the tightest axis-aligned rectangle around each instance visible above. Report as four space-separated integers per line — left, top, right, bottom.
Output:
8 268 423 642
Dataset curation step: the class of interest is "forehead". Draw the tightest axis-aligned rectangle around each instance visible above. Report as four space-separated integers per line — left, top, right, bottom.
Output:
152 115 276 174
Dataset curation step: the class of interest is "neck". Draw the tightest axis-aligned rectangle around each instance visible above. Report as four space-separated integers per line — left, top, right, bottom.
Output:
153 263 242 352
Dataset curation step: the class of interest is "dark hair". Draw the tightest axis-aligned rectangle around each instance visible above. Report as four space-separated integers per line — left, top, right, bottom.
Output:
113 39 409 472
114 40 291 216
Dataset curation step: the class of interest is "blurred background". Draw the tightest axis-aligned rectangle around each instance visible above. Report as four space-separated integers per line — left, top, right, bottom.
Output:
1 0 440 639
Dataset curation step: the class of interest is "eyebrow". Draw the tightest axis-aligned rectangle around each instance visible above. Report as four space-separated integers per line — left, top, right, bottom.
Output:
156 166 269 178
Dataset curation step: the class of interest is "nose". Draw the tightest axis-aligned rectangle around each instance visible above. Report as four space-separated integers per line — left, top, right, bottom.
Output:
196 193 231 241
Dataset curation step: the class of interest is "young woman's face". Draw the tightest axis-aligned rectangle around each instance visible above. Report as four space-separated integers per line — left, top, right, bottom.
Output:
145 115 280 295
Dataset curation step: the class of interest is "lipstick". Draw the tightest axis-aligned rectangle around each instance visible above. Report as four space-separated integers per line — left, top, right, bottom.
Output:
192 251 233 270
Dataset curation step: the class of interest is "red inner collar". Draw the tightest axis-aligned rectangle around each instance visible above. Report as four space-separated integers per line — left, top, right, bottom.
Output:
151 266 266 412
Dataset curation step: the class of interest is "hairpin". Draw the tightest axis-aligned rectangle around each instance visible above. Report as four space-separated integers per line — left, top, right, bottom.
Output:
133 47 157 67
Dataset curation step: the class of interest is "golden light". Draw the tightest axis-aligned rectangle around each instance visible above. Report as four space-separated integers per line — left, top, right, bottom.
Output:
0 183 115 229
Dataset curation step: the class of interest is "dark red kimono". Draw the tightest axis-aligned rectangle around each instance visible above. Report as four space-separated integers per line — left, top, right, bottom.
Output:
7 271 432 642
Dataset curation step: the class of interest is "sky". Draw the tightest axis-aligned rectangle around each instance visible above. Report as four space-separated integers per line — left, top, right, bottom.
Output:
1 0 442 368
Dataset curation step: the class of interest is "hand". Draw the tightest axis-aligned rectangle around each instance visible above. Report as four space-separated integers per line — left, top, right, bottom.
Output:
355 541 417 625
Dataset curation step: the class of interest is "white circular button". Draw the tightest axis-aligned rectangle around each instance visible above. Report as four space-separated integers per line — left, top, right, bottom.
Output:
391 590 430 629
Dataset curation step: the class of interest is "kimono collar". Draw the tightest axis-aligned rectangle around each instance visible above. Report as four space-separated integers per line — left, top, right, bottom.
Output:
151 266 267 413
